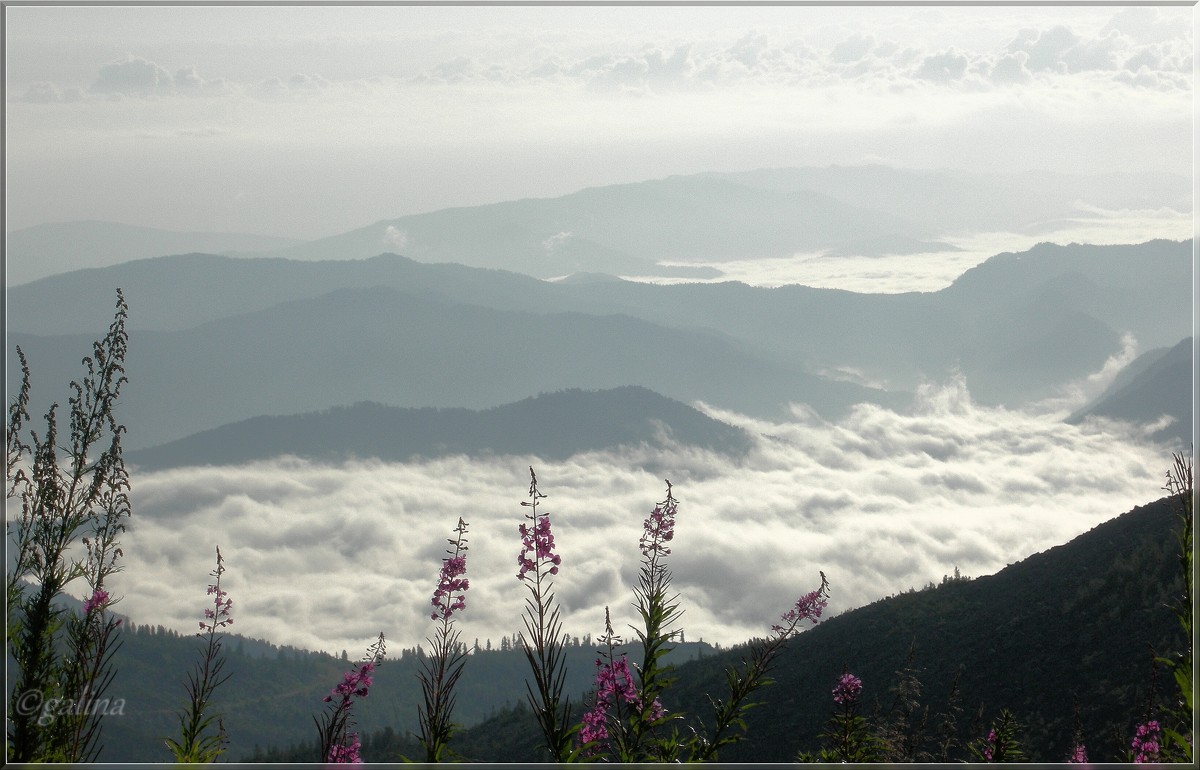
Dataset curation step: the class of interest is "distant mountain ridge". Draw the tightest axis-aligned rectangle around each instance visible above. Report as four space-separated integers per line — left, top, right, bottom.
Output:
7 240 1191 450
11 165 1185 286
5 220 298 286
125 386 753 470
12 285 885 450
266 174 924 277
1069 336 1194 445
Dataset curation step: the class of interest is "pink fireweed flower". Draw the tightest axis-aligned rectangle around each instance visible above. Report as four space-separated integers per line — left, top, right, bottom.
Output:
1131 720 1161 763
199 547 233 632
83 588 109 615
324 661 375 708
639 481 677 558
318 633 385 764
431 518 470 621
517 511 560 580
982 729 998 762
578 654 665 754
771 571 830 638
327 732 362 763
832 672 862 705
1068 744 1088 763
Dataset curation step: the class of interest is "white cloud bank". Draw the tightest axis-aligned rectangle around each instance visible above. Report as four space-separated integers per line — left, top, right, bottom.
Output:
107 377 1180 656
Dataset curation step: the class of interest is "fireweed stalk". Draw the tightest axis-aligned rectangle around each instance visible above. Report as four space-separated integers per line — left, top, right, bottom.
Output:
166 546 233 763
516 467 573 761
578 607 666 759
581 481 679 761
417 517 471 761
802 669 880 762
688 572 831 761
970 709 1024 762
625 482 680 760
1131 719 1163 763
315 633 386 763
6 291 131 762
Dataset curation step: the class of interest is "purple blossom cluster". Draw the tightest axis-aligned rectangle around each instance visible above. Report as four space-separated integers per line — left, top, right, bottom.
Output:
578 655 665 752
83 588 109 615
322 662 374 762
324 661 376 710
200 548 232 632
1068 744 1089 763
320 634 385 764
639 488 677 558
517 515 560 580
1131 720 1161 763
327 733 362 763
981 729 998 762
431 555 468 621
771 572 830 638
831 672 862 705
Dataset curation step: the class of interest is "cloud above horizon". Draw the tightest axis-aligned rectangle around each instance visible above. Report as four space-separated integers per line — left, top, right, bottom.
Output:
101 374 1182 657
4 4 1191 240
12 11 1191 105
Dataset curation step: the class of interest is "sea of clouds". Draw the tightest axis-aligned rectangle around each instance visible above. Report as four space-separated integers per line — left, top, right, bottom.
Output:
640 208 1195 293
108 372 1182 657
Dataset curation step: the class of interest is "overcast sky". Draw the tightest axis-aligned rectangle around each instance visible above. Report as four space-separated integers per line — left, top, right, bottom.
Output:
4 4 1194 239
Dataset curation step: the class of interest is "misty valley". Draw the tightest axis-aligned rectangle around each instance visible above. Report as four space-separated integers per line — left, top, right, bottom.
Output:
6 167 1194 764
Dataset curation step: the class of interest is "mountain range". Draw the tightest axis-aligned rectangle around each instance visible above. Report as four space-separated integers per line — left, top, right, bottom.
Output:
7 238 1192 452
7 165 1188 284
125 386 753 471
4 220 299 286
1070 337 1195 445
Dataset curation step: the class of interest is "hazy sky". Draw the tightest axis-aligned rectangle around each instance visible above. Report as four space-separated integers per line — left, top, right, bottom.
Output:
4 3 1194 239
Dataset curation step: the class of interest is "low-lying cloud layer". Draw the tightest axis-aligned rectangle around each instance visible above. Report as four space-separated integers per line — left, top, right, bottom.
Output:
107 377 1180 656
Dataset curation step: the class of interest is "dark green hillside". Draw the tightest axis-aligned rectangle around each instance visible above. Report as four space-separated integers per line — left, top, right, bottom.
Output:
678 494 1188 763
125 386 753 471
10 618 713 763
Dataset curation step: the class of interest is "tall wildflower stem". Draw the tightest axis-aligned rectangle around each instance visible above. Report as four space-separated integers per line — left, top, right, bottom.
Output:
6 290 130 762
166 546 233 763
627 481 680 760
417 517 471 762
690 572 830 761
516 467 573 761
315 633 386 763
579 607 641 758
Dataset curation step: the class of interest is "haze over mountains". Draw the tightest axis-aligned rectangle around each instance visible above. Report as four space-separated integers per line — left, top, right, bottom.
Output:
6 164 1190 285
7 238 1191 453
4 165 1192 657
125 387 754 471
5 220 299 286
1070 336 1195 445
